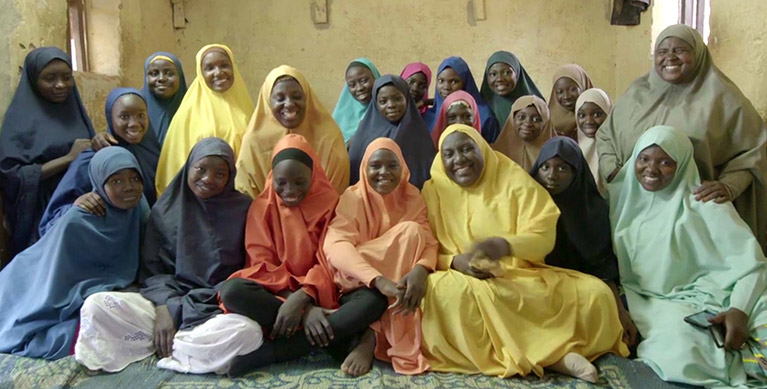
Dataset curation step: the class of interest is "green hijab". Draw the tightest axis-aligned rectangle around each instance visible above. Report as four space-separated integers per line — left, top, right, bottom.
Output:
479 50 542 127
331 58 381 143
597 24 767 251
609 125 766 315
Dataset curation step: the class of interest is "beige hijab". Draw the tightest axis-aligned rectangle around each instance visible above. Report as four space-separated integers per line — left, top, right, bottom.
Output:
492 95 555 171
575 88 612 196
596 24 767 252
548 64 593 138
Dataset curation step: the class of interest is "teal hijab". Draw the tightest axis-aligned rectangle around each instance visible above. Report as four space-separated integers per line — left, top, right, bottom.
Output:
609 125 766 311
331 58 381 143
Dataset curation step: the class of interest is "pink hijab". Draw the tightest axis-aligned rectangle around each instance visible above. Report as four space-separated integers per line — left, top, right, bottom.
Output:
400 62 432 115
430 90 481 148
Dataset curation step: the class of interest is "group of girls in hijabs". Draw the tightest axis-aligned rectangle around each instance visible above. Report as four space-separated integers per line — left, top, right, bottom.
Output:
1 23 766 388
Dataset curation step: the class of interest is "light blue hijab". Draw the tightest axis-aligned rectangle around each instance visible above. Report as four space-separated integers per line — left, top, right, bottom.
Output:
0 147 146 359
331 58 381 143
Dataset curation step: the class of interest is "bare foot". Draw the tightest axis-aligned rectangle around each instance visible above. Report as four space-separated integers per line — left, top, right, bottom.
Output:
548 352 598 383
341 329 375 377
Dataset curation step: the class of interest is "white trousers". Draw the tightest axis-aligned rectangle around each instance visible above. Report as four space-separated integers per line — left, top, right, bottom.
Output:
74 291 263 374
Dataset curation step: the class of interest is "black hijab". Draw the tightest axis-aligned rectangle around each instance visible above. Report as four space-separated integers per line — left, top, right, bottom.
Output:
140 137 251 329
0 47 95 255
530 137 618 281
348 75 436 189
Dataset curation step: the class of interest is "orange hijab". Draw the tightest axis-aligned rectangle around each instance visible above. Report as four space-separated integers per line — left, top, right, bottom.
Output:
226 134 339 309
325 138 437 288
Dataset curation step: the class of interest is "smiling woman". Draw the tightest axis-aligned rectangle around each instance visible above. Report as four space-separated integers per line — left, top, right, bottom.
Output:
154 44 254 196
347 75 435 189
597 24 767 252
332 58 381 143
493 95 555 171
235 65 349 197
141 52 188 146
38 88 161 236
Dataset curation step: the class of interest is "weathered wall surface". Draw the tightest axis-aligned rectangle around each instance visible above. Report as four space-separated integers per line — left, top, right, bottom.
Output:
120 0 653 112
708 0 767 120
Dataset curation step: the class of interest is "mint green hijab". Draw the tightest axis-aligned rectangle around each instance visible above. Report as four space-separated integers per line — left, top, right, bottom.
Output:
331 58 381 143
610 125 765 307
609 125 767 386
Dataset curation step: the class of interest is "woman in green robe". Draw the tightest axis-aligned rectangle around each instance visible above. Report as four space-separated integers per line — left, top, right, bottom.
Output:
597 24 767 252
609 125 767 387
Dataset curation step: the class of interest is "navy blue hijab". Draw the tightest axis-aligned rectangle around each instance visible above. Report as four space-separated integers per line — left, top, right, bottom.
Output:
140 137 251 329
529 137 618 281
0 47 95 255
348 75 436 189
0 147 145 359
142 52 188 146
38 88 160 236
424 56 499 144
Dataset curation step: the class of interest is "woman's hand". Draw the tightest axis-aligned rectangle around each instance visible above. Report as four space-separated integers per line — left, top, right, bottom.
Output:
67 138 92 159
618 308 639 347
473 237 511 260
91 132 119 151
709 308 749 350
374 276 406 311
302 305 336 347
694 180 732 203
272 289 310 339
395 265 429 316
451 252 494 279
154 305 176 358
74 192 107 216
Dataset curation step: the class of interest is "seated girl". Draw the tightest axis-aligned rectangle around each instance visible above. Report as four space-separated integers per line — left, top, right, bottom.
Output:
530 137 638 348
220 134 388 377
548 64 593 139
39 87 160 236
348 75 435 189
492 95 555 170
332 58 381 143
425 57 499 144
0 47 95 256
400 62 432 116
325 138 438 375
420 124 628 382
0 147 146 359
235 65 349 196
574 88 612 195
608 125 767 387
74 137 259 373
155 44 254 195
430 90 481 147
479 50 543 126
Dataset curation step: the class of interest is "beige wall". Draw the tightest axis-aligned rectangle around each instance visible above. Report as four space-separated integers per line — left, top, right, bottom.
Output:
708 0 767 120
119 0 654 114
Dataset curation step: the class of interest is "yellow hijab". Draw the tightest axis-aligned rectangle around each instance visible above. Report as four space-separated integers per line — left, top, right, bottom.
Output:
423 124 560 269
155 44 254 195
235 65 349 197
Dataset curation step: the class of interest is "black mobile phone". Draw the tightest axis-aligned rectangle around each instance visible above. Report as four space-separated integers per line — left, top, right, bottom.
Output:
709 326 725 348
684 310 717 329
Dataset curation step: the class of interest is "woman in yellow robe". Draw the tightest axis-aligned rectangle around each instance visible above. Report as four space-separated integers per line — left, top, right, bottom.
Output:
155 44 254 195
235 65 349 197
420 124 628 382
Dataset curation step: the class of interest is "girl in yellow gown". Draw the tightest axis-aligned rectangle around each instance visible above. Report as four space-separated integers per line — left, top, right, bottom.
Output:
420 124 628 382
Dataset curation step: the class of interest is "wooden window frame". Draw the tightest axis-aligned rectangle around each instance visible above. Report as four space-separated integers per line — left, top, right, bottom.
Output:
678 0 707 36
67 0 89 72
